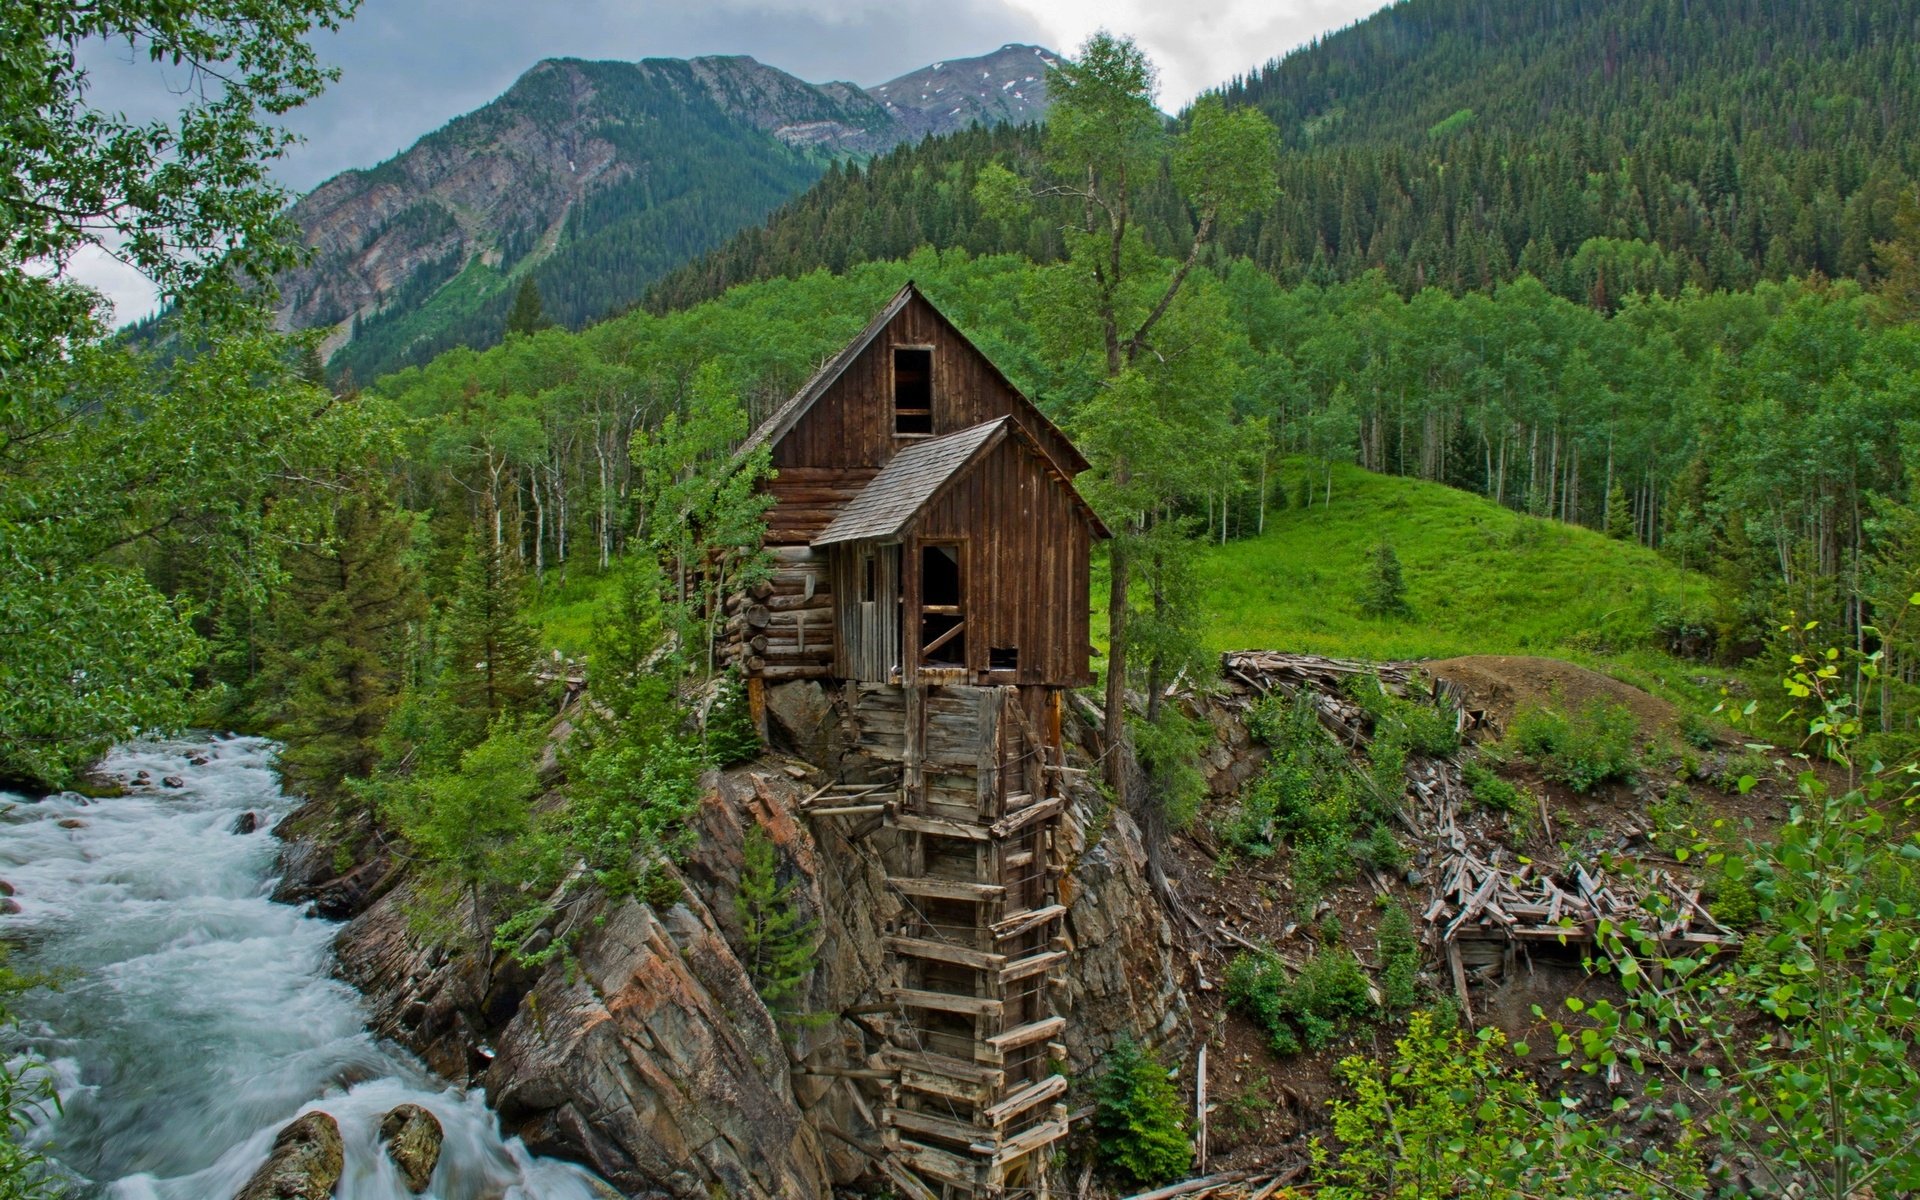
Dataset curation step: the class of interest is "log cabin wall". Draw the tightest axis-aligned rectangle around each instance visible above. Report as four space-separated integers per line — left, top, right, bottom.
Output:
909 436 1094 689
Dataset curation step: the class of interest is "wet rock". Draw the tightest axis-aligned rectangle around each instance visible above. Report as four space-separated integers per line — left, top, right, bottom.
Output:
378 1103 444 1193
56 818 87 830
234 1110 343 1200
133 770 151 784
233 811 262 835
0 898 19 915
161 775 185 789
0 879 13 896
189 755 210 766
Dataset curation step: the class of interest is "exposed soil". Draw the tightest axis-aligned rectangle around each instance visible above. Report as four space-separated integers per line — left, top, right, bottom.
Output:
1427 654 1680 735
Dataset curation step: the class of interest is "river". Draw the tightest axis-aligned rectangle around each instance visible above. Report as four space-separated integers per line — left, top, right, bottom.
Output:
0 735 605 1199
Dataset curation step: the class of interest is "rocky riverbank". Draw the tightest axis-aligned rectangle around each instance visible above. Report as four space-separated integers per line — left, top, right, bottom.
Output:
275 685 1187 1198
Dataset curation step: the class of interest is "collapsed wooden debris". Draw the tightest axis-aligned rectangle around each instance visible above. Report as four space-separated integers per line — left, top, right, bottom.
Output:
1216 651 1739 999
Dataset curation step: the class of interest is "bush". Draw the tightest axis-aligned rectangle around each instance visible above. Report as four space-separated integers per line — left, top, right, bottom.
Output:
1225 948 1376 1056
1355 822 1407 875
1093 1040 1192 1187
1359 541 1412 618
704 669 761 765
1460 758 1527 815
1505 699 1638 792
1375 903 1421 1011
735 825 821 1028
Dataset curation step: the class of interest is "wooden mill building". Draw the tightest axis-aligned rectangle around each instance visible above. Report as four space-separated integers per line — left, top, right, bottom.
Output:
726 283 1104 1200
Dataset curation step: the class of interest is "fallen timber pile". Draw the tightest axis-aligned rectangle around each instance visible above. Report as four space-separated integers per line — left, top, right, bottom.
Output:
1216 652 1738 1007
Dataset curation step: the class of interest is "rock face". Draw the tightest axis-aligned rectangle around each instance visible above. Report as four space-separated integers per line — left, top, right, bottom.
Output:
286 683 1183 1200
234 1111 343 1200
378 1103 443 1193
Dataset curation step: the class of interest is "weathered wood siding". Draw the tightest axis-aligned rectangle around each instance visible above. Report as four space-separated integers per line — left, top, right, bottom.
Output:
910 435 1094 688
767 292 1080 484
829 541 902 682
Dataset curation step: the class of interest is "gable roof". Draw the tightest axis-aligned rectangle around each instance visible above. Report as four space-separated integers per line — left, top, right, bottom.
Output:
814 417 1107 546
738 281 1091 475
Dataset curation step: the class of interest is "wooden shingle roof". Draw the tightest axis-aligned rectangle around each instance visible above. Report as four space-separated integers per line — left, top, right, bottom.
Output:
813 417 1108 546
813 419 1008 545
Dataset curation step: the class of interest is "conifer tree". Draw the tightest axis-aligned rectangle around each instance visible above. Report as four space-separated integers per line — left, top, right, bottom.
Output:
734 825 817 1022
438 530 545 749
1360 542 1411 618
267 490 424 801
1605 483 1634 540
1093 1039 1192 1187
505 276 550 337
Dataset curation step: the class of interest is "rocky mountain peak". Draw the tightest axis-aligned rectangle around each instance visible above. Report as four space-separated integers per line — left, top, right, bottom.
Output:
865 42 1056 137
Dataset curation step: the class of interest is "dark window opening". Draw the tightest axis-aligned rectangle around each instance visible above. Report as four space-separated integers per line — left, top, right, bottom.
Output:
989 646 1019 671
861 552 876 603
893 347 933 435
920 543 965 666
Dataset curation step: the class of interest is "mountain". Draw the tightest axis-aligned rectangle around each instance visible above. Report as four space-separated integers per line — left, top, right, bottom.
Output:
280 45 1055 382
649 0 1920 311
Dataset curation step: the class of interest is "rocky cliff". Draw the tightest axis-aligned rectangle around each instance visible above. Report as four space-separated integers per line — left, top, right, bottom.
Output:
277 684 1181 1198
278 45 1055 383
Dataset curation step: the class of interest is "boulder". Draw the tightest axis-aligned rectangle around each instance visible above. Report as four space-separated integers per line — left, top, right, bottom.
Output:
378 1103 443 1193
233 811 262 835
233 1111 343 1200
0 898 19 915
56 818 87 830
762 681 834 767
161 775 185 789
0 879 14 896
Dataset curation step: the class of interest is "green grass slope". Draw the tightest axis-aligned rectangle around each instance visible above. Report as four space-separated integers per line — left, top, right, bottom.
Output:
1197 461 1709 663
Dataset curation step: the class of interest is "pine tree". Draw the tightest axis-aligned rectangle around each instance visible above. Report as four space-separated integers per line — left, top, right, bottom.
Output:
265 490 424 802
438 532 545 750
505 276 550 337
734 825 817 1023
1606 483 1635 540
1093 1039 1192 1187
1360 542 1412 618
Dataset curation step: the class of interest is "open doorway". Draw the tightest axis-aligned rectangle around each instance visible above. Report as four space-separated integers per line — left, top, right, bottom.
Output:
919 542 965 666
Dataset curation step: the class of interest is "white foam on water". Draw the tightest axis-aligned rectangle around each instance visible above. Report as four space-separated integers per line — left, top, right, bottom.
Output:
0 736 605 1199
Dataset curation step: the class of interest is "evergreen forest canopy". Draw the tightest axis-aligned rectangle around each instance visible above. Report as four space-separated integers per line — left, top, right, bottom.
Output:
650 0 1920 311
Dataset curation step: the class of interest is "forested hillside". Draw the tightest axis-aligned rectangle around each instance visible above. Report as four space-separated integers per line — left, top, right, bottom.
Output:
650 0 1920 310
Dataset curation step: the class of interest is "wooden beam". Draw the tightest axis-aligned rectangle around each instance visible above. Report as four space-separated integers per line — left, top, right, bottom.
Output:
879 1158 942 1200
887 935 1006 971
889 876 1005 902
885 1105 989 1149
980 1073 1068 1127
978 1111 1067 1163
885 1133 980 1187
891 811 990 841
991 795 1062 839
998 948 1069 983
985 1016 1066 1055
882 986 1004 1018
991 903 1067 941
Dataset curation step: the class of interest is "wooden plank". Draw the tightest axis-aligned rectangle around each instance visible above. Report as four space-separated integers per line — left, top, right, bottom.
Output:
978 1111 1067 1163
980 1073 1068 1127
885 1105 988 1148
990 795 1062 839
879 1158 942 1200
882 986 1003 1018
887 935 1006 971
882 1047 1006 1087
992 903 1066 941
997 948 1068 983
885 1133 980 1186
891 811 990 841
985 1016 1065 1054
888 876 1005 902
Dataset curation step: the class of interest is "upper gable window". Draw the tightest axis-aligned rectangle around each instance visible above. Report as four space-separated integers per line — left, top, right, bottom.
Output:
893 347 933 435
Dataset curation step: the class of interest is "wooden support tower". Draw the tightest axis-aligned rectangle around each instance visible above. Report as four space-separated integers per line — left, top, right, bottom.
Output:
836 682 1070 1199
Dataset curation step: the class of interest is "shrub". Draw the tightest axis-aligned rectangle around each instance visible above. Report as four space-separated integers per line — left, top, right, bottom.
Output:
1226 948 1376 1056
704 669 761 765
1093 1040 1192 1187
1220 1071 1276 1136
1460 758 1527 815
1506 699 1638 792
1375 903 1421 1011
735 825 820 1026
1354 822 1407 875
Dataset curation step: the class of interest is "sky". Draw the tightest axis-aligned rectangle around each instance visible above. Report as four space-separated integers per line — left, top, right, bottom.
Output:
74 0 1388 321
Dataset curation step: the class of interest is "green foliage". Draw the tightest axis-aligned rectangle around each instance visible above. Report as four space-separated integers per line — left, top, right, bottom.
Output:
1359 542 1411 618
0 951 62 1199
436 535 547 749
1319 1012 1540 1200
1555 633 1920 1199
1092 1039 1192 1188
381 719 550 947
703 672 760 766
1130 707 1210 832
734 825 819 1025
1375 903 1421 1012
1506 699 1639 792
504 275 550 338
1219 1070 1276 1136
1225 948 1376 1057
1460 758 1529 816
